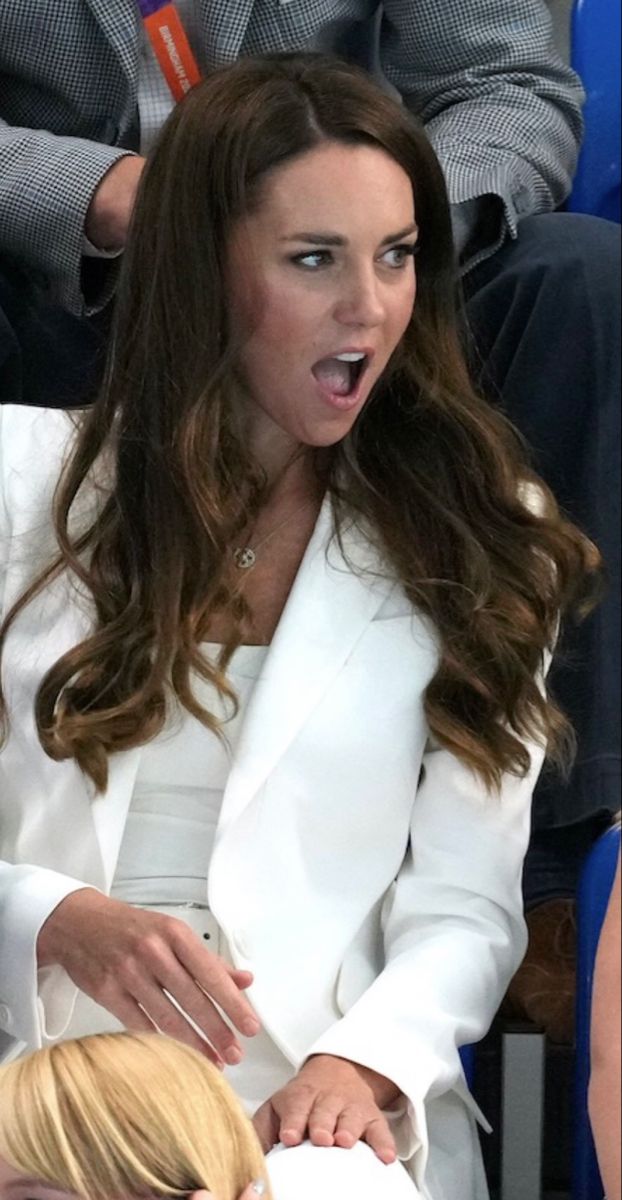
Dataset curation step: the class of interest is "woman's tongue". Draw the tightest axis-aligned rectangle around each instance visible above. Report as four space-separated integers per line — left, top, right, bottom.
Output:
312 356 352 397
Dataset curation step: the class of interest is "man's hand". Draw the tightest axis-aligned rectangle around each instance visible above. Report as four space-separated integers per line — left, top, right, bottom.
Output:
253 1054 400 1164
85 155 146 251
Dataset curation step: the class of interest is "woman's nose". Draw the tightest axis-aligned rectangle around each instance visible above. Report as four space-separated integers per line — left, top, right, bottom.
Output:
334 268 385 328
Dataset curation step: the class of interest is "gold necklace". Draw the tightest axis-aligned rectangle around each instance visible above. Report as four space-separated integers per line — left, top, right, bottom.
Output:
233 501 313 570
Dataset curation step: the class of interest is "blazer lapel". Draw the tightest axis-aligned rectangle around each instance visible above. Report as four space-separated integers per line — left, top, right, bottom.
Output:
216 500 395 833
85 0 139 93
4 551 141 892
84 1 257 100
199 0 258 67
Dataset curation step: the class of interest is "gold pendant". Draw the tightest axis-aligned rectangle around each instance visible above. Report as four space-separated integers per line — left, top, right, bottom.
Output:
233 547 257 569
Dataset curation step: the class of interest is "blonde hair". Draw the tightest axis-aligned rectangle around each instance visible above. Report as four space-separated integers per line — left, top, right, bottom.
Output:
0 1033 271 1200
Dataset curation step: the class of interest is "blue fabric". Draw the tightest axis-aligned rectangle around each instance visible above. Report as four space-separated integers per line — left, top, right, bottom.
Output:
568 0 621 222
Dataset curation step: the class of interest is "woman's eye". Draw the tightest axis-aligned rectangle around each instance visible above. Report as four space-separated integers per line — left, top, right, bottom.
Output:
382 243 418 268
291 250 333 269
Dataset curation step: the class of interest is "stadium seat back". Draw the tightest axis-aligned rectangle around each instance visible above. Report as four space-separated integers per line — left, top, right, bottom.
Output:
568 0 621 221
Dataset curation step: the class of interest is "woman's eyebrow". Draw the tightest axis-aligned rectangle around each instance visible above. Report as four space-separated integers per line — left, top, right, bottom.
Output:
280 223 419 247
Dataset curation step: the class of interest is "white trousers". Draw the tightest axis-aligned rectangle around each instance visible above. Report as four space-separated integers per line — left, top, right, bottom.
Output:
267 1141 421 1198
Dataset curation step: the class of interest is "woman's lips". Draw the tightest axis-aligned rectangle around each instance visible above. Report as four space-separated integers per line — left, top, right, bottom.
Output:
315 381 365 411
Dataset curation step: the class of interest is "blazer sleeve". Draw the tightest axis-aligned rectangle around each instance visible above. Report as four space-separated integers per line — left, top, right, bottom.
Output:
379 0 584 266
0 403 8 618
0 120 133 315
307 726 545 1176
0 405 96 1058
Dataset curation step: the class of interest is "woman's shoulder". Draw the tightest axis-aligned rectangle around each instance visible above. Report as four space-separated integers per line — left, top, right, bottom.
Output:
0 403 77 466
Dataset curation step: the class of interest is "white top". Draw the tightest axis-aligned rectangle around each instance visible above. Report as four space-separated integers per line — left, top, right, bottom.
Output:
68 642 294 1112
112 643 268 905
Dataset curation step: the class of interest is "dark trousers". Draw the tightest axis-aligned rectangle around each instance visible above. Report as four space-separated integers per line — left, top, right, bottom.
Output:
0 259 109 409
1 212 620 906
465 213 621 905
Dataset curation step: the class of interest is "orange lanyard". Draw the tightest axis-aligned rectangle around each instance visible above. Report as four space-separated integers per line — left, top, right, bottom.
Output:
137 1 201 101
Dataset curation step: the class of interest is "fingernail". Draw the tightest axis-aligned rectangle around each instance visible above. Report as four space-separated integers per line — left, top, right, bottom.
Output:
243 1017 261 1036
251 1183 267 1196
224 1045 243 1066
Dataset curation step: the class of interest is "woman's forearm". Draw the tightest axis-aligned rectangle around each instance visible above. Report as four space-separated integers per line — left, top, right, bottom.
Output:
589 1067 621 1200
589 853 621 1200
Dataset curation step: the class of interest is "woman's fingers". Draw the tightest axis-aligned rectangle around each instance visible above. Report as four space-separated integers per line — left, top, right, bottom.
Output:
126 977 225 1063
307 1094 348 1147
102 989 157 1034
271 1087 398 1164
97 985 223 1065
279 1090 317 1147
38 893 261 1064
252 1100 281 1154
107 934 227 1061
149 954 247 1064
106 914 261 1059
174 931 261 1037
360 1116 398 1165
309 1097 397 1163
230 966 255 989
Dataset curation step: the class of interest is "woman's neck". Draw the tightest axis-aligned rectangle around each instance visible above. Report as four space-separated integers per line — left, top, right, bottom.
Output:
256 444 321 510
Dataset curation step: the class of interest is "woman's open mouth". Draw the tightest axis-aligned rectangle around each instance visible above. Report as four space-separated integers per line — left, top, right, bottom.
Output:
311 350 372 410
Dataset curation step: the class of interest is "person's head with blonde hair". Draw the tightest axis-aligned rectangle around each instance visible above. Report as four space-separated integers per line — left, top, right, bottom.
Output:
0 1032 270 1200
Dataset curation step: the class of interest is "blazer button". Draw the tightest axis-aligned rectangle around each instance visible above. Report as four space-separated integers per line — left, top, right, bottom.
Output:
231 930 252 960
0 1003 12 1029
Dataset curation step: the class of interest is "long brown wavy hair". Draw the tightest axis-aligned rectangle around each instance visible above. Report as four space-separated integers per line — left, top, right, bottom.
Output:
0 53 598 793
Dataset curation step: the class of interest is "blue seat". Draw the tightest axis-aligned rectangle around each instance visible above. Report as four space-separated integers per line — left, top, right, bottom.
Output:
460 1043 476 1090
572 824 621 1200
568 0 621 222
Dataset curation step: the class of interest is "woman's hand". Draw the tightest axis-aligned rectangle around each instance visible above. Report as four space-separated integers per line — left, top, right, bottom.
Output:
37 889 261 1065
253 1054 400 1164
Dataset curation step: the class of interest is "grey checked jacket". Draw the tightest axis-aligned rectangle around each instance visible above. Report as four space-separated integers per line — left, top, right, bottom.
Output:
0 0 584 314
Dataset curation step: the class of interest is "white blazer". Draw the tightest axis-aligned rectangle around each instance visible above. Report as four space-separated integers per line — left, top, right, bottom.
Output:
0 406 545 1200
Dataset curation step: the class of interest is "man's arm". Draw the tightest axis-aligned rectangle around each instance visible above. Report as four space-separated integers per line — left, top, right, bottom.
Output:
0 121 139 314
380 0 584 266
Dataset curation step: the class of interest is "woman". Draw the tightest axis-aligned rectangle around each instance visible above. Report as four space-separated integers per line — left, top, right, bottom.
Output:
0 1031 269 1199
0 53 597 1199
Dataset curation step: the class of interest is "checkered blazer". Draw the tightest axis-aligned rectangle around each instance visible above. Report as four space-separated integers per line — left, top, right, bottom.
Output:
0 0 584 314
